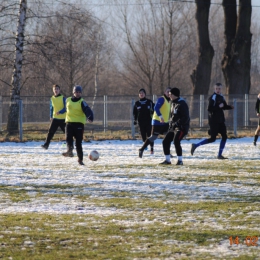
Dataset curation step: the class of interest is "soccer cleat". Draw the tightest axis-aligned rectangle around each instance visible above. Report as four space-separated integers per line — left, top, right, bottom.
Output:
159 160 171 165
217 155 228 160
78 160 84 165
191 144 196 155
170 154 174 158
150 149 154 155
176 160 183 165
41 144 49 150
253 141 256 146
62 150 74 157
139 149 143 158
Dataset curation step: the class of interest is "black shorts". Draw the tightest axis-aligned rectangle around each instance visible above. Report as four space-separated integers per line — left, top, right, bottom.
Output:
209 122 227 137
151 124 169 136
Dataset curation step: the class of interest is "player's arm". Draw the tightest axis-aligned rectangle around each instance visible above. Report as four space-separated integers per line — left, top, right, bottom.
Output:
154 97 165 121
222 99 234 110
133 102 138 121
57 97 66 115
50 100 53 120
81 101 94 122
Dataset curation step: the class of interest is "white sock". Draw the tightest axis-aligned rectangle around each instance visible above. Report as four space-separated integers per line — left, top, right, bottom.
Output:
166 155 171 162
178 156 182 161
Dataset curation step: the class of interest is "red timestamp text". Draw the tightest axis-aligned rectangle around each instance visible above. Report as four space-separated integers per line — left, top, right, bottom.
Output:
229 236 258 246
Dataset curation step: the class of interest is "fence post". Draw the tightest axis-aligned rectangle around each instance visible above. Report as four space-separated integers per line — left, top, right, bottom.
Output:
19 99 23 141
244 94 249 127
0 96 2 132
103 95 107 132
199 95 204 127
233 99 237 137
152 94 157 103
131 99 135 138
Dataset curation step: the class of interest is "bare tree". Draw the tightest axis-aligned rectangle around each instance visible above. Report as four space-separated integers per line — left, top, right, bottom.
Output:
222 0 252 94
7 0 27 134
25 6 103 97
0 1 19 96
190 0 214 95
113 0 193 95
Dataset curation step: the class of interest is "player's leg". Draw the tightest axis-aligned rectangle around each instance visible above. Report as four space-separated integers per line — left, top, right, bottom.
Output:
139 125 159 158
59 119 66 134
42 119 59 149
253 119 260 145
139 123 148 150
160 131 174 164
62 123 74 157
174 130 186 165
74 123 84 165
217 123 228 159
146 124 154 154
191 124 217 155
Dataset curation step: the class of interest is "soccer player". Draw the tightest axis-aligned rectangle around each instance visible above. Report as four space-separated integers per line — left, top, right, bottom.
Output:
191 83 234 159
133 88 155 154
160 87 190 165
138 87 171 158
62 85 94 165
41 84 66 150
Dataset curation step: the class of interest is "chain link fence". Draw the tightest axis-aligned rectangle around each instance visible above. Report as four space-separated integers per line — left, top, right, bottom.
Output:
0 94 258 140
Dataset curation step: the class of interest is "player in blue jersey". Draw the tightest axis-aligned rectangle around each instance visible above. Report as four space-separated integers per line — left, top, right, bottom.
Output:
138 87 171 158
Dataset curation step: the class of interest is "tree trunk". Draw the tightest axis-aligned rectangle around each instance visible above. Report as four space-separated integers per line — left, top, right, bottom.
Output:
7 0 27 134
190 0 214 95
92 27 101 110
222 0 252 94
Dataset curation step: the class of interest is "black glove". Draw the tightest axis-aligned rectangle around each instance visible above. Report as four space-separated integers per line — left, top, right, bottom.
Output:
134 121 137 125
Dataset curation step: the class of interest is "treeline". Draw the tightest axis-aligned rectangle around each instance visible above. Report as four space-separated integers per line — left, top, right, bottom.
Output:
0 0 259 99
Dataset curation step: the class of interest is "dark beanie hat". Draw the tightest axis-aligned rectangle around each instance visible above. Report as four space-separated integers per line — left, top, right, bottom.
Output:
170 87 180 97
139 88 146 95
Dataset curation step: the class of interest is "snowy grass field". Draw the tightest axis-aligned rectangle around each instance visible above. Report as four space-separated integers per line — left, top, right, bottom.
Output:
0 137 260 259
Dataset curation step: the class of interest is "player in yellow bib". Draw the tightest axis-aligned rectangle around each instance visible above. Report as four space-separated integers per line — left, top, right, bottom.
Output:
62 85 94 165
138 87 171 158
41 84 66 150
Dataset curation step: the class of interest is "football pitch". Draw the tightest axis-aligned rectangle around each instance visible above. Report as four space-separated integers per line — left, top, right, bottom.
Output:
0 138 259 259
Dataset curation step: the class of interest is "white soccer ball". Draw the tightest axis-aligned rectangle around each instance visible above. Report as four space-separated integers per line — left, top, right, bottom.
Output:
88 150 99 161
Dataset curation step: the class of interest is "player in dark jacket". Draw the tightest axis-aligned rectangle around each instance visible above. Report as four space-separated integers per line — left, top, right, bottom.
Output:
253 94 260 146
191 83 234 159
160 88 190 165
133 88 155 154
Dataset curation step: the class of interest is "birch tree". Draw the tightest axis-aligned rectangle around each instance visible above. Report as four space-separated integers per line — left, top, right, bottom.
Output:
7 0 27 134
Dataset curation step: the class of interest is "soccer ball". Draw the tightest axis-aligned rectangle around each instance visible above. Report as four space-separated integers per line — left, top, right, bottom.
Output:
88 150 99 161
